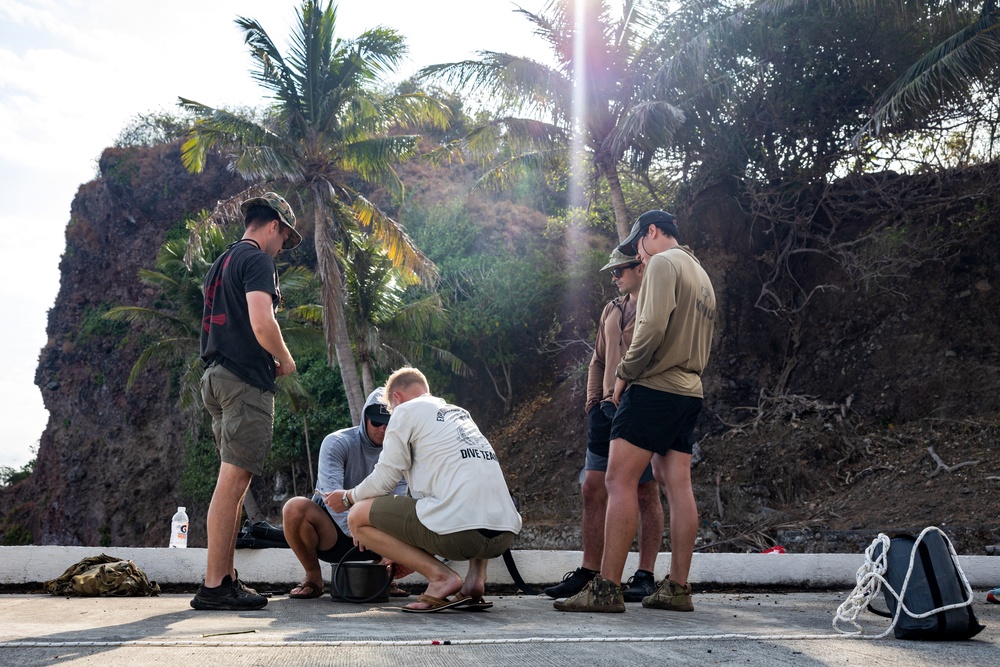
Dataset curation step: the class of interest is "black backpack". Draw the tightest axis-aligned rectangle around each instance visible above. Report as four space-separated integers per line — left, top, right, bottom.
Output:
868 527 985 640
235 520 290 549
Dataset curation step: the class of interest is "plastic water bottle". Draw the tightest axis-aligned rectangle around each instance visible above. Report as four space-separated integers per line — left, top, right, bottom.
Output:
169 506 189 548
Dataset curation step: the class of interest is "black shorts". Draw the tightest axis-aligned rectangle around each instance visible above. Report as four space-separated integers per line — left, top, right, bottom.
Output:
313 497 380 563
586 401 618 457
610 384 701 456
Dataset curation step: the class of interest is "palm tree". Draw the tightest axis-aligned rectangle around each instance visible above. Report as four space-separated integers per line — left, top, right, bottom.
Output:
178 0 448 422
419 0 683 240
857 0 1000 139
342 234 470 395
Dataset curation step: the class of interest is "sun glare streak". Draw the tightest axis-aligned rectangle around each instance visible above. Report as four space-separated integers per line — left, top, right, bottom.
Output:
565 0 589 272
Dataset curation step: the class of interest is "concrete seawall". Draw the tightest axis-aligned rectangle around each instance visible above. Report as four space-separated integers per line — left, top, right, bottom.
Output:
3 546 998 588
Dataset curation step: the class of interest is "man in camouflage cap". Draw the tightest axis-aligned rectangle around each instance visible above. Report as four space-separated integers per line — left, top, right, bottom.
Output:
192 192 299 611
239 191 302 250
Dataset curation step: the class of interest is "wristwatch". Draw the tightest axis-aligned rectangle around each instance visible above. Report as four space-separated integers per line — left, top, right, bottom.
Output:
342 490 354 510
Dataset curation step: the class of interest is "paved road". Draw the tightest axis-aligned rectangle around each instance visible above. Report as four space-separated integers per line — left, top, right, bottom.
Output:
0 591 996 665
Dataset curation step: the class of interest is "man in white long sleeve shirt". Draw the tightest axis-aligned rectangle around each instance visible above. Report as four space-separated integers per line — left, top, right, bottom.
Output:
330 367 522 612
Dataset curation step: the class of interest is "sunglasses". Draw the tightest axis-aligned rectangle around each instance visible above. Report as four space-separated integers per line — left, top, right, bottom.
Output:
610 264 640 279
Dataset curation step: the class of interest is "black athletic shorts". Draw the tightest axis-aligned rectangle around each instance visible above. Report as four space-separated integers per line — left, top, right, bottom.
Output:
610 384 701 456
313 496 380 563
586 401 618 458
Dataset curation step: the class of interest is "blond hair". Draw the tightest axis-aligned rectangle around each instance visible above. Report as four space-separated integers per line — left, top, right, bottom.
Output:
383 367 430 405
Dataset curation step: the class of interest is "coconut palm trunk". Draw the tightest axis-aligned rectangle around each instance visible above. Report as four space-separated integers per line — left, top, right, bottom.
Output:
312 194 365 423
601 158 631 240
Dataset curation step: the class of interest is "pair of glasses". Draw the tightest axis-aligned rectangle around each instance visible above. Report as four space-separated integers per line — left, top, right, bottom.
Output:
610 264 640 279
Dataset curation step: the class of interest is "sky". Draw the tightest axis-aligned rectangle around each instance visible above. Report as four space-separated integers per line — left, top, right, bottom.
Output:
0 0 553 469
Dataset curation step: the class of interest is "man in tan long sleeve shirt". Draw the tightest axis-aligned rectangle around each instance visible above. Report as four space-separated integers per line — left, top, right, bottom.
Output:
546 249 664 603
557 210 716 614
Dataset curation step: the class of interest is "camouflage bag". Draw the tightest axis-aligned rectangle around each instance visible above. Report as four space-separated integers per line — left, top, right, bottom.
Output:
44 553 161 597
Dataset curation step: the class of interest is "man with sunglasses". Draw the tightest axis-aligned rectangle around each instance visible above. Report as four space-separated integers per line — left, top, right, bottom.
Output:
546 249 665 604
557 210 716 613
282 388 408 600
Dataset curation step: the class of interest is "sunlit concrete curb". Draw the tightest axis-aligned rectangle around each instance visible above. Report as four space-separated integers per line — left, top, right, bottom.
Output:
2 546 998 588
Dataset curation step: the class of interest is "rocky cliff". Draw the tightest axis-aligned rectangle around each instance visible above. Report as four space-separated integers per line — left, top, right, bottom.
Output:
2 142 245 547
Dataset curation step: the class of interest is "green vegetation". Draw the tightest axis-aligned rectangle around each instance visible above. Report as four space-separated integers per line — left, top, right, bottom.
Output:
0 458 35 488
77 303 129 344
180 433 221 504
2 523 32 546
114 109 194 148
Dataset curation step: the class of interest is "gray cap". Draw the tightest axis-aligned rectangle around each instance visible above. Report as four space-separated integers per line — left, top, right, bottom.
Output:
599 248 640 272
617 210 678 256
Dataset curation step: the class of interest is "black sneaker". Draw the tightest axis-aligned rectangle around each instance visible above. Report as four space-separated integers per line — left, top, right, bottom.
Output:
622 570 656 602
544 567 597 599
233 569 258 596
191 575 268 610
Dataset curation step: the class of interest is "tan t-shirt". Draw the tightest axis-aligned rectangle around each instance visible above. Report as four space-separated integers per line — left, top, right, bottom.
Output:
615 245 716 398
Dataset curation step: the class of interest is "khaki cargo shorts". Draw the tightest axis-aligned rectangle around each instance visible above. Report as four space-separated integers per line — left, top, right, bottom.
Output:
201 363 274 475
368 495 515 561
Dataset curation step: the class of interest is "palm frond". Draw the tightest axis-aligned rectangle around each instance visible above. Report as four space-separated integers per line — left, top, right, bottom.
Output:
284 303 325 325
380 92 452 131
134 269 182 293
280 320 327 357
338 135 417 197
612 99 686 166
858 3 1000 138
399 341 473 378
419 53 572 115
352 26 410 76
124 337 198 391
178 356 208 409
178 99 300 179
104 306 197 337
276 373 314 411
276 265 316 293
236 14 303 110
472 147 562 192
352 195 438 285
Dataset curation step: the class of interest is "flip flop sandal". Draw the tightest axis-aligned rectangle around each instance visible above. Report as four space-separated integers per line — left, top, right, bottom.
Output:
288 580 324 599
454 592 494 610
400 593 467 613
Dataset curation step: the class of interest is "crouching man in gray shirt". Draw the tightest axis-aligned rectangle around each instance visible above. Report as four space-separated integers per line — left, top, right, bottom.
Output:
281 388 407 598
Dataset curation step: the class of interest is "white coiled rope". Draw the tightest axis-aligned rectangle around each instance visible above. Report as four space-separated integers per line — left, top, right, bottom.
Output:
832 525 976 639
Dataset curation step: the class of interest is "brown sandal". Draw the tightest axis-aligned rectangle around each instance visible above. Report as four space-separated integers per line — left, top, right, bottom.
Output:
400 593 468 613
289 580 324 599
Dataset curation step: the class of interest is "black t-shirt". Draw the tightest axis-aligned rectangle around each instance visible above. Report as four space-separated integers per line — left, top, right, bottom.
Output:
200 240 280 392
